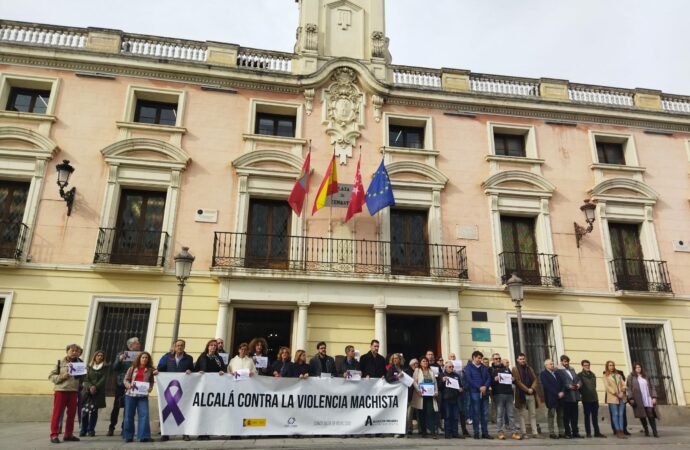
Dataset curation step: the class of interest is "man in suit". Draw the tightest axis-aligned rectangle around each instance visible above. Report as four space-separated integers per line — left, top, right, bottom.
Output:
359 339 386 378
558 355 583 438
539 359 566 439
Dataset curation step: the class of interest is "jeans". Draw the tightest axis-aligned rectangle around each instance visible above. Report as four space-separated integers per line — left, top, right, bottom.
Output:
494 393 518 434
470 392 489 435
517 395 538 435
582 401 600 435
443 401 459 437
80 408 98 435
109 385 125 431
609 401 625 431
563 401 579 436
50 391 78 440
609 401 628 432
546 406 564 436
123 395 151 441
418 397 436 435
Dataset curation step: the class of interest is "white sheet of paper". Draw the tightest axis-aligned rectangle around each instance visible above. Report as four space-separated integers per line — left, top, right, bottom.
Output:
319 372 332 379
400 371 414 387
430 366 439 376
132 381 150 395
452 361 463 373
254 356 268 369
420 382 435 397
67 362 86 376
499 373 513 385
233 369 250 381
123 351 141 362
219 352 229 365
344 370 362 381
445 377 460 390
354 350 361 359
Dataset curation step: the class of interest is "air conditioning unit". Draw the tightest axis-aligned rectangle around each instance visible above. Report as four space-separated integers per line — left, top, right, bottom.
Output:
194 209 218 223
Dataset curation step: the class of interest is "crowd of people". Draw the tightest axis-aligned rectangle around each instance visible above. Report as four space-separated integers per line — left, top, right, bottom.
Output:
48 338 662 443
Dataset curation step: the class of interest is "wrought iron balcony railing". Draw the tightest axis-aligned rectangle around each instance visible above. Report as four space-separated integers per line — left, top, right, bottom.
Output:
94 228 170 267
499 251 562 287
212 232 469 280
0 221 28 260
610 258 672 293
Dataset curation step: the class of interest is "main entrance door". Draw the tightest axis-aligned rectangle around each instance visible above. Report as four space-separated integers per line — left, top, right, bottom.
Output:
386 314 440 363
231 309 293 361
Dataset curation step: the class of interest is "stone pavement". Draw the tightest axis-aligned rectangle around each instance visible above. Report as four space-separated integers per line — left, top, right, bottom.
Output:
1 422 688 450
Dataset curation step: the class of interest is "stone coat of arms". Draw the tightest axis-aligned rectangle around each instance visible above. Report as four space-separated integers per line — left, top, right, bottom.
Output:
321 67 365 165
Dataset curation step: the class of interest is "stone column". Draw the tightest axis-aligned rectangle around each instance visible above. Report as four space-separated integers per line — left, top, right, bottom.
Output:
215 302 230 342
374 305 387 356
295 302 310 351
448 308 460 358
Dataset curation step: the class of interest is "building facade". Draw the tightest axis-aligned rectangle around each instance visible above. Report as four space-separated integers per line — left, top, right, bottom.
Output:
1 0 689 420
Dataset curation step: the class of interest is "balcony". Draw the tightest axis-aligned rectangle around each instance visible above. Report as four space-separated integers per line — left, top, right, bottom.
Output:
499 252 561 287
212 232 469 281
610 258 672 293
0 221 28 261
94 228 169 267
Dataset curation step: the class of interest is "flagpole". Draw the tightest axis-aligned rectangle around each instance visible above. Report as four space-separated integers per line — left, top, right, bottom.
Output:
302 140 311 271
328 144 335 236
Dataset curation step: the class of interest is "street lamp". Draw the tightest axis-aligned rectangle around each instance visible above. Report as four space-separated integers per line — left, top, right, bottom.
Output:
506 272 525 355
55 160 76 216
171 246 195 346
574 199 597 248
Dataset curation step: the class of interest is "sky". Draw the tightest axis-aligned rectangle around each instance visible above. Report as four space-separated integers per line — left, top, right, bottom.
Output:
3 0 689 94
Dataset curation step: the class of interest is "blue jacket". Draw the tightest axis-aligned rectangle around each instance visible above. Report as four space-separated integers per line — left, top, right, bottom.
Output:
540 369 567 409
157 352 194 373
464 362 491 393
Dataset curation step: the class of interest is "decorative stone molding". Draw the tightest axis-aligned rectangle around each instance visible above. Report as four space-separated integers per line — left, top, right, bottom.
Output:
589 177 659 205
305 24 318 52
634 88 662 111
321 67 365 165
371 31 386 59
304 88 315 116
372 94 384 122
539 78 570 101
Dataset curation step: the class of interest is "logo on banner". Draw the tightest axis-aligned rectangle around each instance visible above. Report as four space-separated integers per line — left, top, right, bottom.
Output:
285 417 298 428
243 418 267 427
364 415 399 427
161 380 185 425
365 415 373 427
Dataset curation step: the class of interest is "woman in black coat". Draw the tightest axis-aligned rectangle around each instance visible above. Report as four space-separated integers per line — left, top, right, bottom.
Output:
195 339 226 441
286 350 310 379
270 346 292 377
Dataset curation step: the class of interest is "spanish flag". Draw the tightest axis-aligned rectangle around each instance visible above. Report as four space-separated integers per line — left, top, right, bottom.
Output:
311 154 339 215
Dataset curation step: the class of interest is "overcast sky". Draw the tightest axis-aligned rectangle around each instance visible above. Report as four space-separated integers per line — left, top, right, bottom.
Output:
3 0 689 94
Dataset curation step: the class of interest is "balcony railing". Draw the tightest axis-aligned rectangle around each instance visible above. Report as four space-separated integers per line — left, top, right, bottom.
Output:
94 228 170 267
610 258 672 293
0 221 28 261
499 252 561 287
212 232 468 280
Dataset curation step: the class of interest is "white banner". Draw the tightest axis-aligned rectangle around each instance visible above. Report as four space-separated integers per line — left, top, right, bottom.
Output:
156 373 407 436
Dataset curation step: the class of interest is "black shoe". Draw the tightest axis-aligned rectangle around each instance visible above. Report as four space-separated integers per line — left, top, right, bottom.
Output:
107 429 114 437
586 433 592 438
63 436 80 442
550 434 559 439
79 432 86 437
653 431 658 438
125 438 133 443
141 438 154 442
183 435 191 441
623 430 632 436
50 438 60 444
473 433 480 440
595 432 607 438
160 436 169 442
88 431 95 437
558 434 566 439
573 434 585 439
482 434 494 439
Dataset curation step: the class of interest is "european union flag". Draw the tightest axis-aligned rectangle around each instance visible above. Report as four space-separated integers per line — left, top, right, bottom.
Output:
365 159 395 215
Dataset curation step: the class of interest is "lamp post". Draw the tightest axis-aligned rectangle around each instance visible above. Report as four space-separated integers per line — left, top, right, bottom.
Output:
506 273 525 354
574 199 597 247
171 246 195 346
55 160 76 216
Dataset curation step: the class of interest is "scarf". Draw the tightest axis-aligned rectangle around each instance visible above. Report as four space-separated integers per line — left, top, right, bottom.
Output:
92 362 104 370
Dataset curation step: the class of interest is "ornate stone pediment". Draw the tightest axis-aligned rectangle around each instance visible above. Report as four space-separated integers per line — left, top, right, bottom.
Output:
321 67 365 165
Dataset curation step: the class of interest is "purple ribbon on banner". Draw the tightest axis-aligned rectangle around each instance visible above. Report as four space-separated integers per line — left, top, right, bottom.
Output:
162 380 185 425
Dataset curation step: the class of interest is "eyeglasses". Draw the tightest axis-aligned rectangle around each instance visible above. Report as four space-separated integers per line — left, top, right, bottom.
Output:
493 357 501 360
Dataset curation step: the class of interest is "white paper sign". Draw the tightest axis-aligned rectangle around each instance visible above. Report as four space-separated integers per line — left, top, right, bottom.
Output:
319 372 332 379
233 369 250 381
452 361 463 373
498 373 513 385
67 362 86 376
400 371 414 387
218 353 229 365
254 356 268 369
132 381 150 395
445 377 460 390
123 351 141 362
430 366 439 376
344 370 362 381
420 382 435 397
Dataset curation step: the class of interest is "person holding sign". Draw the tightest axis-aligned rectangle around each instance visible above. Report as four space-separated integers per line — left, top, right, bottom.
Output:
385 353 405 383
338 345 360 376
48 343 82 443
439 361 463 439
195 339 226 375
80 350 108 437
309 341 336 377
412 357 439 439
109 336 140 437
249 337 271 376
123 352 155 443
228 342 257 377
491 358 522 440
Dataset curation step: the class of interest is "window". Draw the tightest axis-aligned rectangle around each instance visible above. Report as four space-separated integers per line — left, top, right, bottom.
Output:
609 223 647 291
134 100 177 126
511 318 556 375
500 216 539 284
390 209 429 276
6 88 51 114
100 189 167 266
232 309 292 361
494 133 526 157
389 124 425 149
255 113 296 137
0 291 13 355
625 324 677 405
0 181 29 260
596 141 626 165
89 302 151 395
246 199 291 269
